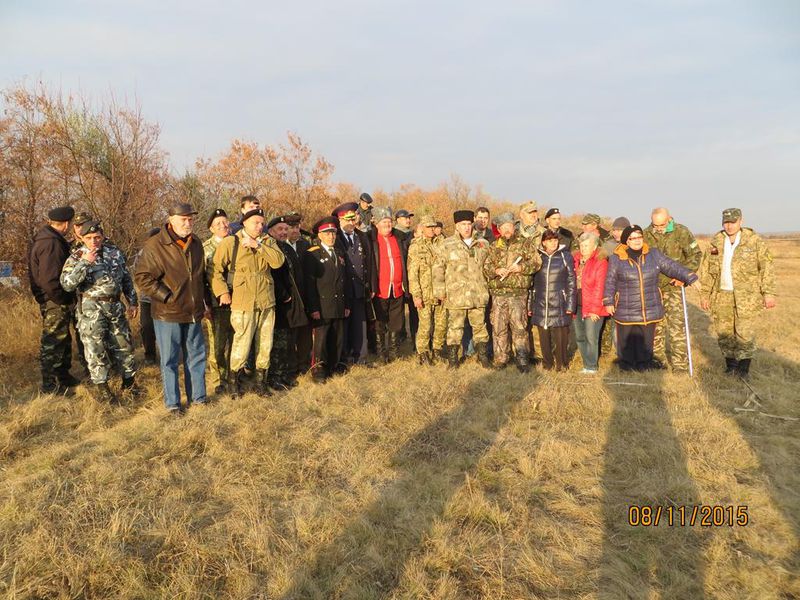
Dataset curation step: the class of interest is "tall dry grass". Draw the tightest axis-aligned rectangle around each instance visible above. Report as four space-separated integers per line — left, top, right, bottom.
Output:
0 241 798 599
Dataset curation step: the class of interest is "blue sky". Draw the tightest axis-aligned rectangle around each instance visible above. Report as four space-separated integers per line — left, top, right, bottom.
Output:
2 0 799 232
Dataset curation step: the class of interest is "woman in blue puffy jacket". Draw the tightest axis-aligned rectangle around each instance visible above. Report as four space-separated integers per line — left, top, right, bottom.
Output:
603 225 700 371
532 229 577 371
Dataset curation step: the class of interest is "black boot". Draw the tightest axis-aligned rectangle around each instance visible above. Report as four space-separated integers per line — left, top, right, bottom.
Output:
475 342 492 369
437 347 447 364
57 371 82 388
736 359 751 380
725 357 739 374
121 375 140 397
514 352 530 374
232 370 246 398
256 369 273 397
387 332 400 363
447 345 460 369
92 382 117 404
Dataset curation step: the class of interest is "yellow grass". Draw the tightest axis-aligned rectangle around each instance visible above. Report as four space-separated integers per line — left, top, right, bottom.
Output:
0 241 798 599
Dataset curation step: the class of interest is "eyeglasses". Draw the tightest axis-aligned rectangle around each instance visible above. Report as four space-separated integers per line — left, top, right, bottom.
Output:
627 235 643 241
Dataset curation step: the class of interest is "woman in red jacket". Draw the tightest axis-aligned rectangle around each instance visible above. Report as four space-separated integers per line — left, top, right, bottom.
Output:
572 232 609 373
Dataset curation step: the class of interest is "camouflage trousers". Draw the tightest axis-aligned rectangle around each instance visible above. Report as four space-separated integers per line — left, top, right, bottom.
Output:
415 301 448 353
39 301 74 385
446 307 489 346
269 327 300 380
230 308 275 372
653 289 690 370
711 290 757 360
490 295 529 364
205 307 233 387
77 299 136 384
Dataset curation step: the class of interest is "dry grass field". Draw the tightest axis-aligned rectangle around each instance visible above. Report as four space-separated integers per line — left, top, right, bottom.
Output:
0 240 798 599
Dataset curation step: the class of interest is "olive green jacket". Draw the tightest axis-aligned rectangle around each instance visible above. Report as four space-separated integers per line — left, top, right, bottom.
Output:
432 234 490 309
643 221 702 291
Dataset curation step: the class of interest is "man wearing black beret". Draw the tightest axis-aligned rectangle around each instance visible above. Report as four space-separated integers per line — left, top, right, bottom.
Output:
203 208 234 394
544 207 575 250
28 205 82 394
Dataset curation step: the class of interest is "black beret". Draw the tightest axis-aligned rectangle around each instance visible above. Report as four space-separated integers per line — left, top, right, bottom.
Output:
168 202 198 217
453 209 474 224
241 208 265 223
545 208 560 219
620 225 644 245
313 216 339 235
359 192 373 205
80 220 103 236
207 208 227 229
267 215 288 229
48 206 75 222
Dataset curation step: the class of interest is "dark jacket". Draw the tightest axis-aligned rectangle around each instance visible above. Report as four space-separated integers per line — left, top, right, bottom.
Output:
273 240 309 329
531 245 577 329
133 224 208 323
303 243 351 320
28 225 75 305
547 226 575 251
603 243 698 325
369 228 410 298
334 228 372 300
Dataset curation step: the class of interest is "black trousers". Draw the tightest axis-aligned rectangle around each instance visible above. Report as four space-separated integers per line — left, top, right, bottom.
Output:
373 296 405 335
140 300 157 361
537 325 570 371
312 318 344 374
616 322 656 370
296 324 313 373
343 297 368 363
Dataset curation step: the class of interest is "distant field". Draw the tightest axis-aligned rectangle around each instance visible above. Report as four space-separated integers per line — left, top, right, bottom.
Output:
0 240 798 599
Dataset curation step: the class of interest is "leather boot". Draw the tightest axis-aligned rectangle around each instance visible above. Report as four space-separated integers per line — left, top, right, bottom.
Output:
92 382 117 404
475 342 492 369
256 369 273 397
376 332 390 364
387 332 400 362
121 375 140 397
447 345 460 369
232 370 246 398
736 359 751 380
725 357 739 374
514 352 530 374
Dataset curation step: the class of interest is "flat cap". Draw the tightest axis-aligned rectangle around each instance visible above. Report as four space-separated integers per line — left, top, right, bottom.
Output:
359 192 374 205
313 216 338 235
494 212 515 227
80 220 103 237
395 209 414 218
207 208 227 229
453 209 474 224
241 208 265 222
48 206 75 222
581 213 601 225
332 202 359 220
168 202 198 217
520 201 538 214
611 216 631 230
722 208 742 223
545 208 560 219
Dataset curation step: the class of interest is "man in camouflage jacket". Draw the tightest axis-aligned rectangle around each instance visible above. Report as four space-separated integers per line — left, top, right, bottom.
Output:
699 208 776 379
643 207 703 371
407 214 447 364
483 213 542 372
60 221 138 403
432 209 492 368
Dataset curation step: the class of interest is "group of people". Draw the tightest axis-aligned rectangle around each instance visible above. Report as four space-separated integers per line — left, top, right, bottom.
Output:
27 193 776 415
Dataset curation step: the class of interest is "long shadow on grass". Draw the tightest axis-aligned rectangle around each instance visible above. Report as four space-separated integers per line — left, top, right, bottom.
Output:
598 328 708 598
689 304 800 579
282 366 537 599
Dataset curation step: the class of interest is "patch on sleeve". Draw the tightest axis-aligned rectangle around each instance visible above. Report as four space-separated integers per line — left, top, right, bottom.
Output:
690 241 698 248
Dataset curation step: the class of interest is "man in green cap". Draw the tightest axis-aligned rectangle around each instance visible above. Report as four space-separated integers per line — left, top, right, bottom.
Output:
575 213 610 251
407 214 447 364
643 207 703 371
517 201 544 247
699 208 776 379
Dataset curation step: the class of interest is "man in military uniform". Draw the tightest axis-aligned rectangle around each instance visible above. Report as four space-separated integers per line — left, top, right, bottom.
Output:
265 216 308 390
544 208 574 249
356 192 374 233
304 217 351 382
474 207 496 243
28 206 81 394
434 221 444 239
484 213 542 372
643 207 703 372
60 221 139 403
576 214 610 251
203 208 233 394
699 208 776 379
394 209 414 238
517 201 544 246
433 209 492 369
212 208 285 397
333 202 372 366
407 214 447 364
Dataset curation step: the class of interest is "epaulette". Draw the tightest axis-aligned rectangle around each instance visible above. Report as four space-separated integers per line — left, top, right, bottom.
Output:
309 246 321 252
